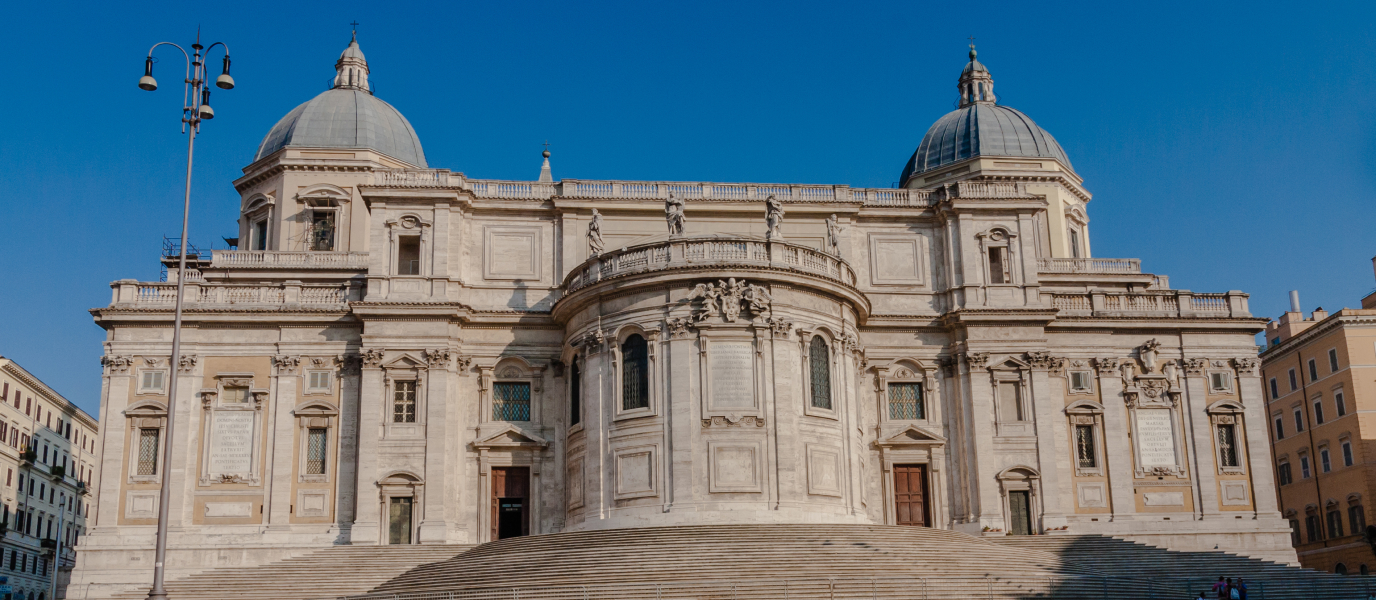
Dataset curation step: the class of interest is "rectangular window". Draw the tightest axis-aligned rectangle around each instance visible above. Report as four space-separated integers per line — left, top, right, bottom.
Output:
1294 408 1304 433
222 386 249 403
1209 372 1231 392
308 210 336 252
0 382 5 401
392 381 417 423
1351 506 1367 535
1309 359 1319 382
1336 392 1347 417
1278 462 1292 485
397 236 421 275
492 382 532 422
140 370 166 393
570 360 582 427
997 381 1023 421
1301 455 1312 479
1069 371 1092 392
1321 448 1332 473
1075 424 1097 468
307 371 331 393
1330 348 1340 373
5 469 10 487
988 247 1009 284
1217 423 1239 468
1270 377 1279 399
306 428 327 475
1329 510 1345 538
136 428 160 476
1289 369 1298 391
1274 415 1284 440
1068 228 1081 258
888 383 925 420
1314 400 1325 425
1307 515 1321 542
252 219 268 251
1344 441 1355 467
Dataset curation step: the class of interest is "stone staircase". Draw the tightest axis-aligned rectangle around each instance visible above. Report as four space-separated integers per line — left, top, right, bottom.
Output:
105 544 469 600
995 534 1373 599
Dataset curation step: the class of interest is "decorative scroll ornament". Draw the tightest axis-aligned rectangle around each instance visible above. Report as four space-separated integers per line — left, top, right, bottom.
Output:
361 348 386 367
101 355 133 373
1026 351 1063 373
965 352 990 369
1232 357 1260 376
272 355 301 375
580 329 608 349
767 318 793 337
177 354 199 373
1093 357 1120 375
424 348 452 368
666 318 692 339
1183 358 1207 375
701 414 766 428
335 354 362 375
688 279 772 323
455 355 473 372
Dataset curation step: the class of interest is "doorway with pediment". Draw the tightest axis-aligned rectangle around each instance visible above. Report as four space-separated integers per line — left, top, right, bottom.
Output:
876 425 947 527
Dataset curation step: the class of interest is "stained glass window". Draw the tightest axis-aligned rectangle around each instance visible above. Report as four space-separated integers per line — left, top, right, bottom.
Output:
493 382 532 421
888 383 923 420
622 335 649 411
809 337 832 410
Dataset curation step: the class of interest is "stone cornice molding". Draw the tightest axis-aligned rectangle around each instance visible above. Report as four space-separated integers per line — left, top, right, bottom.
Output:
1260 313 1376 361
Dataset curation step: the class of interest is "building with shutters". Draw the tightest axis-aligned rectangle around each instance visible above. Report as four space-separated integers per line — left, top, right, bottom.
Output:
0 357 98 600
1260 268 1376 574
71 35 1293 598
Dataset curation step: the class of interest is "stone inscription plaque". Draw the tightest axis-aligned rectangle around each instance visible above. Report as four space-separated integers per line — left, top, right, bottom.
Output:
209 411 255 475
710 342 755 409
1134 408 1176 467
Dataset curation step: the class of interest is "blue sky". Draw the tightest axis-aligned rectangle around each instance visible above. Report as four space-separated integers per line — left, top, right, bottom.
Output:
2 0 1374 415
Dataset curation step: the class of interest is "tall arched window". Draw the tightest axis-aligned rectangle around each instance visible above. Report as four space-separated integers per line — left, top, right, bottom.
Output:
622 335 649 411
570 358 582 426
809 337 832 410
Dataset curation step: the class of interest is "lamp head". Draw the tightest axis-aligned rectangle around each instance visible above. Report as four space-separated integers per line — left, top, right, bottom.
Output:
138 57 157 91
199 88 214 120
215 55 234 90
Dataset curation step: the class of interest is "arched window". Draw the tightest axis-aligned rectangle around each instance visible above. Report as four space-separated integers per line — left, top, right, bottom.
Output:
809 337 832 410
570 358 582 426
622 335 649 411
1336 563 1349 575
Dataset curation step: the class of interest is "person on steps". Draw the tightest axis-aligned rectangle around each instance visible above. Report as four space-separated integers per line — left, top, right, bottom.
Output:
1234 578 1246 600
1211 576 1226 599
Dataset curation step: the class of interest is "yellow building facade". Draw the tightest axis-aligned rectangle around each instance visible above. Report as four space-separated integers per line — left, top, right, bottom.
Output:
1262 265 1376 574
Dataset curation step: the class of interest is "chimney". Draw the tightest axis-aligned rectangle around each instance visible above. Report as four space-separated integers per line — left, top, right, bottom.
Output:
1289 290 1301 313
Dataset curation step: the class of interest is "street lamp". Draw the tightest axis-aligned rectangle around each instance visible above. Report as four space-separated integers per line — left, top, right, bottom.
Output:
136 31 234 600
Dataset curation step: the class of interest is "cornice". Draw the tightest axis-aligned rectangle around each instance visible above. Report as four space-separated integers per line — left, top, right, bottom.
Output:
1260 313 1376 361
0 361 97 427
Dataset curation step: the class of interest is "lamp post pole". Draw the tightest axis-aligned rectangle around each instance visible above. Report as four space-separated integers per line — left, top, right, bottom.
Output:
137 31 235 600
48 496 66 600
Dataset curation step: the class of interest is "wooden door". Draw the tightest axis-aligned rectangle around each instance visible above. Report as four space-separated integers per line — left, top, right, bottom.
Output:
1008 490 1032 535
490 467 530 540
893 464 928 527
388 497 412 544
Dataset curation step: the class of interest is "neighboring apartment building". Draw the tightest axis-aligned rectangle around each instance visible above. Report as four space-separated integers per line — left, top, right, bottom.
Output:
0 357 99 600
1262 267 1376 574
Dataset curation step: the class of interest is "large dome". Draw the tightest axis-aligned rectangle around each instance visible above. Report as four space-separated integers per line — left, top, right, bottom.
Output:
899 47 1072 187
254 35 427 168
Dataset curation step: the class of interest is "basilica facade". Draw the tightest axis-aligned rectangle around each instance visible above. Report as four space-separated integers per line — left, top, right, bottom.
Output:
74 37 1293 597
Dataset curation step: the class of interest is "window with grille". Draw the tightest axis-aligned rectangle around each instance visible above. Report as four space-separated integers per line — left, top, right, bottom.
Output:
1069 371 1092 392
393 381 417 423
306 428 327 475
1216 423 1238 467
809 337 832 410
136 428 160 476
223 386 249 403
493 382 532 421
1075 424 1097 468
622 335 649 411
569 360 581 426
888 383 924 420
308 371 331 393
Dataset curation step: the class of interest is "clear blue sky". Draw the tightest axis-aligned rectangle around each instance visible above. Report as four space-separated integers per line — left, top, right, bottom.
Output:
2 0 1374 415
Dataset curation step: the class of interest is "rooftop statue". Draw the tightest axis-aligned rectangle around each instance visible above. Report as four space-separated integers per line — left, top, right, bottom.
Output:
666 193 686 235
765 195 784 240
587 209 605 256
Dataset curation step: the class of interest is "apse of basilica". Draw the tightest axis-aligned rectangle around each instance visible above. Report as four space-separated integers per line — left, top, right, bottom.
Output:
74 36 1293 597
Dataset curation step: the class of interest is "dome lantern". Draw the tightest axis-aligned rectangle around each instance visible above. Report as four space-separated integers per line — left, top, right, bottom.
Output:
333 30 371 92
958 44 995 108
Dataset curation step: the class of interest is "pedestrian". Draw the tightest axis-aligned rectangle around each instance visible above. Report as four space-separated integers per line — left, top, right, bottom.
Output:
1226 578 1239 600
1195 591 1208 600
1235 578 1247 600
1211 577 1226 599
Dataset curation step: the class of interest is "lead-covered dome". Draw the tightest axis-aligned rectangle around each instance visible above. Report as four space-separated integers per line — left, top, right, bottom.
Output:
254 34 427 168
899 46 1071 187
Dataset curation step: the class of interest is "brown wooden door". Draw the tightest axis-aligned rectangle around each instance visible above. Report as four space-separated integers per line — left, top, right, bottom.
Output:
490 467 530 540
894 464 928 526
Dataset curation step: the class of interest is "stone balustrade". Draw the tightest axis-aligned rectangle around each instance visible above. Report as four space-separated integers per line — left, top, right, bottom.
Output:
1036 257 1142 274
209 250 370 269
365 170 1039 206
109 280 357 309
1047 290 1249 318
565 237 857 292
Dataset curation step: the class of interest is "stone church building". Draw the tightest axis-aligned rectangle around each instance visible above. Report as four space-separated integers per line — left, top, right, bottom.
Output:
73 37 1293 597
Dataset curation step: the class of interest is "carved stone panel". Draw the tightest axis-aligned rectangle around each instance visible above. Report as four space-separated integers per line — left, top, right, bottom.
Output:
484 226 542 281
708 441 763 493
708 341 756 412
806 444 843 497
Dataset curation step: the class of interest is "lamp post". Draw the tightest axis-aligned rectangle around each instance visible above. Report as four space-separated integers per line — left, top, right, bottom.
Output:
48 495 67 600
137 31 234 600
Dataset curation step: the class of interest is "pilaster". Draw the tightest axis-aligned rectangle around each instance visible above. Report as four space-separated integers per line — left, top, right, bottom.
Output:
1095 358 1136 521
266 355 300 529
351 351 385 544
418 350 450 543
1183 360 1220 519
963 352 1002 525
1235 358 1281 517
1028 354 1066 526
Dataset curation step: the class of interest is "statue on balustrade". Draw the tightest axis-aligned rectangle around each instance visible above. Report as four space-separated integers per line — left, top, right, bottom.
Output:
665 193 686 235
765 195 784 240
825 213 843 255
587 209 605 256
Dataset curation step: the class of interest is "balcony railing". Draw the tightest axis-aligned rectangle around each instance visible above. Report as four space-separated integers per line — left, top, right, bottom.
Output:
1037 257 1141 274
209 250 369 269
565 236 857 293
1047 290 1249 318
109 280 358 309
